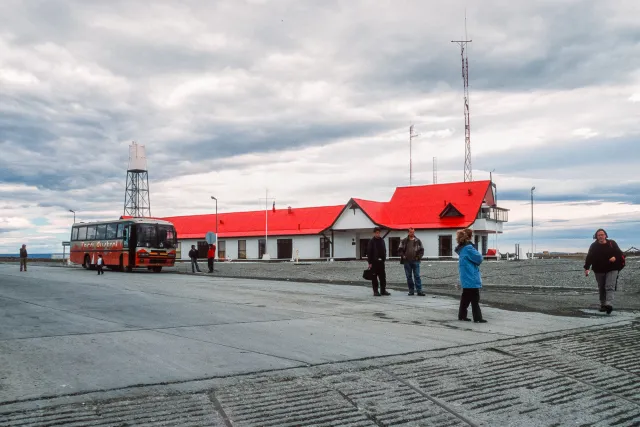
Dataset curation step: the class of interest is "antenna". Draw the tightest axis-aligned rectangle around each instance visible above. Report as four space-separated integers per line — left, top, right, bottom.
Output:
123 141 151 217
409 124 419 186
433 157 438 184
452 11 473 182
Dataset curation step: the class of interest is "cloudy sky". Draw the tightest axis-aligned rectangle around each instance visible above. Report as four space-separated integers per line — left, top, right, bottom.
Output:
1 0 639 254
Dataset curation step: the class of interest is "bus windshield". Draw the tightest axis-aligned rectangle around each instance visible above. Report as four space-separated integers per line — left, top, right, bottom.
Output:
136 224 177 249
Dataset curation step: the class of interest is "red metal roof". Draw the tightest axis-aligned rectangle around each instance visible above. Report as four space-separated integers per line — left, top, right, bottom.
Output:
161 205 345 239
155 181 494 238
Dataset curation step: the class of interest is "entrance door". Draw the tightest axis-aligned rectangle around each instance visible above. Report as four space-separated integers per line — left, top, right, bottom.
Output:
359 239 370 259
438 235 452 257
127 225 137 269
258 239 266 259
481 235 488 255
277 239 293 259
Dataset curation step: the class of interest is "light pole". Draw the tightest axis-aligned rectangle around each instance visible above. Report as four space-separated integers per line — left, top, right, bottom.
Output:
210 196 218 257
69 209 76 223
530 186 535 260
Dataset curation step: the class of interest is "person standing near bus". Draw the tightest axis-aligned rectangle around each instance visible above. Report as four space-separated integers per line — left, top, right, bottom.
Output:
96 254 105 275
189 245 202 273
207 243 216 273
19 244 28 272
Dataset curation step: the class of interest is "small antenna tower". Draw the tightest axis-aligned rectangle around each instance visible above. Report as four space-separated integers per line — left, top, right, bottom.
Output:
433 157 438 184
452 12 473 182
123 141 151 217
409 124 419 186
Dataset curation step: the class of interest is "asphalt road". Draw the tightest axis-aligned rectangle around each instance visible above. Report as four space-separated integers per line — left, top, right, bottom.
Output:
1 264 639 426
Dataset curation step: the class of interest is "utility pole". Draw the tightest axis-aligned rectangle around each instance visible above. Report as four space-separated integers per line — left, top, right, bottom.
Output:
432 157 437 184
409 124 419 185
531 186 536 260
259 189 276 260
452 12 473 182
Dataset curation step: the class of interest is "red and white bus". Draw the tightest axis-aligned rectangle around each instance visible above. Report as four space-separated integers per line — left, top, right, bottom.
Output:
69 218 178 272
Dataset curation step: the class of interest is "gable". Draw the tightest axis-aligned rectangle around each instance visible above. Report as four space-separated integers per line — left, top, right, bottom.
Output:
439 203 464 218
332 201 376 230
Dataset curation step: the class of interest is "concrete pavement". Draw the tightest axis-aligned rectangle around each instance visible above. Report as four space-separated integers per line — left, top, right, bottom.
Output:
0 264 639 426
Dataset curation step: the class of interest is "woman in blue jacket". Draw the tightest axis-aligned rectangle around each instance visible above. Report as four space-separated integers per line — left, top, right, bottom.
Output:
455 228 487 323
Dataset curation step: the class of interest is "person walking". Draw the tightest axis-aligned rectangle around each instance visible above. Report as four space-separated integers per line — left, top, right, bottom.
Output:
207 243 216 273
584 229 624 314
96 254 105 275
367 227 390 296
19 244 28 272
455 228 486 323
398 227 425 296
189 245 202 273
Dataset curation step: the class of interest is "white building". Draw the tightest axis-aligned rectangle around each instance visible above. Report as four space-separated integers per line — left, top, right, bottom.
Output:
162 180 508 261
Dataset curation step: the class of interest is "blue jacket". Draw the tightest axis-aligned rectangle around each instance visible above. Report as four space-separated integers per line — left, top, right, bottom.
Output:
455 242 483 289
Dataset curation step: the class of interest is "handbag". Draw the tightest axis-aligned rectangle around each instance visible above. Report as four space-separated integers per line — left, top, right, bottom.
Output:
400 256 405 265
362 268 374 280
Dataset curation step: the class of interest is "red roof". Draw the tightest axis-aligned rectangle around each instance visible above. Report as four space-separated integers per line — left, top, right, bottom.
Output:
346 180 493 230
155 181 494 238
161 205 344 239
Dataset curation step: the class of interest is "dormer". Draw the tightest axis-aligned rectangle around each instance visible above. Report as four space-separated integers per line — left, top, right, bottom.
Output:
440 202 464 218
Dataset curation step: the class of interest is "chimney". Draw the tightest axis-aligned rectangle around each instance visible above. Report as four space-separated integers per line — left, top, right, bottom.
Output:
288 206 292 214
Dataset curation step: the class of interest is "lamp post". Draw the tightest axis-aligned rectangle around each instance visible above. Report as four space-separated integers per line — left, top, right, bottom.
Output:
69 209 76 223
530 186 535 260
210 196 218 257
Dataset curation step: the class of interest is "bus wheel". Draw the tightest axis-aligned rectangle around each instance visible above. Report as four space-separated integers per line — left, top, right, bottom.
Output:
83 255 90 269
152 267 162 273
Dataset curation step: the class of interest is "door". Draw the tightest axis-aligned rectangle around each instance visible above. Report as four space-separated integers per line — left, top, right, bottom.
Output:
258 239 266 259
481 235 488 255
438 235 452 257
359 239 370 259
389 237 400 257
277 239 293 259
127 225 137 268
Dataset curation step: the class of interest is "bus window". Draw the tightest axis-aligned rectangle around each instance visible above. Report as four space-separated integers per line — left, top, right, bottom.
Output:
72 227 79 241
136 224 157 248
78 226 87 240
87 225 97 240
158 225 177 249
116 223 124 239
106 223 117 240
96 224 107 240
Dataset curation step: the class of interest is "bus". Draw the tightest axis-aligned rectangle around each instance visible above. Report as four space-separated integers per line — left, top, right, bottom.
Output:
69 218 178 272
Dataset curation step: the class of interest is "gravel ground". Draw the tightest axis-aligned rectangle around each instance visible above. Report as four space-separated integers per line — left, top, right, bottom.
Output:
176 258 640 316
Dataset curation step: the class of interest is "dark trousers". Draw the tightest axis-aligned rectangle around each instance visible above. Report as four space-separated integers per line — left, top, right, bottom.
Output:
371 261 387 294
191 258 201 272
459 288 482 321
208 258 214 272
97 264 104 275
20 258 27 271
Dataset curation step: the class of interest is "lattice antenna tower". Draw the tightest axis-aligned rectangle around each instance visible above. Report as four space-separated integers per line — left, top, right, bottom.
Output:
409 124 419 186
452 12 473 182
433 157 438 184
123 141 151 217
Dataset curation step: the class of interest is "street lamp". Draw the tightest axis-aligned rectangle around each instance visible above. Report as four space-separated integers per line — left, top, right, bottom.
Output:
210 196 218 254
69 209 76 223
530 186 535 260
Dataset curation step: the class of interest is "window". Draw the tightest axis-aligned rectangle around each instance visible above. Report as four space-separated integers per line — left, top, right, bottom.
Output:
320 237 331 258
116 223 125 239
78 226 87 240
389 237 401 257
71 227 79 241
106 223 117 240
359 239 370 259
238 240 247 259
438 235 453 257
96 224 107 240
87 225 97 240
197 241 208 258
218 241 226 259
440 203 463 218
258 239 266 259
277 239 293 259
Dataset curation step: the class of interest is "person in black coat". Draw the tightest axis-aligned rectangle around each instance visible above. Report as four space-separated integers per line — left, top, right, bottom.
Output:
584 228 624 314
367 227 390 296
189 245 202 273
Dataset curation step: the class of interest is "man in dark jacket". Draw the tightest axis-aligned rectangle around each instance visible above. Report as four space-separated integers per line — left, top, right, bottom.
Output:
189 245 202 273
584 228 624 314
398 227 425 296
19 244 28 272
367 227 390 296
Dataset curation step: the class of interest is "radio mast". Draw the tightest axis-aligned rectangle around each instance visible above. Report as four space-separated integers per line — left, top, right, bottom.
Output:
452 13 473 182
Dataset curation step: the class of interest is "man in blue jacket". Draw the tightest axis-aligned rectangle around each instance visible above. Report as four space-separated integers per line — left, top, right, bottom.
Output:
455 228 486 323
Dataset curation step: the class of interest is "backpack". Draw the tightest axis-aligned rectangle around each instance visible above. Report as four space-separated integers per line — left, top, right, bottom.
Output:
610 241 625 270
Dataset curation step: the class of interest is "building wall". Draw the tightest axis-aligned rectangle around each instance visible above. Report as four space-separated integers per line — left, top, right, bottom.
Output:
178 221 499 260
